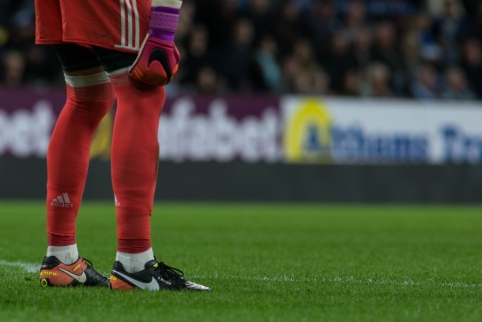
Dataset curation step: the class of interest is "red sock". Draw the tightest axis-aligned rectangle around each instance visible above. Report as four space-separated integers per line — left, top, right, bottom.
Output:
46 74 115 245
48 234 76 247
110 73 165 253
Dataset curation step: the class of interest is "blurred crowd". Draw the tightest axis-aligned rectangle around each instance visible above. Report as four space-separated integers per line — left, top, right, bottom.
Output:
2 0 482 100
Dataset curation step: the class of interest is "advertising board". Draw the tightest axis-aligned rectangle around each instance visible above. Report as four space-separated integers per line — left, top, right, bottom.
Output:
282 97 482 164
1 89 481 164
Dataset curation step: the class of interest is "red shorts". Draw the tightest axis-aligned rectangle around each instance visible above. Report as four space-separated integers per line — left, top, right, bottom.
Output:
35 0 150 53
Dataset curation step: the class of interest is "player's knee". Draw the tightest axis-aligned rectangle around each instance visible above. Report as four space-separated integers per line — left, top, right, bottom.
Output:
65 72 116 103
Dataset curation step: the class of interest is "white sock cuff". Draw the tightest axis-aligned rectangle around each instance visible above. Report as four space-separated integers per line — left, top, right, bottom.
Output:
47 244 79 265
116 248 154 260
152 0 182 9
47 244 78 254
116 248 155 273
64 72 111 88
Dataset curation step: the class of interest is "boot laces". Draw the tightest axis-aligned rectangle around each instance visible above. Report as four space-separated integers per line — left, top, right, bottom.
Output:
83 258 94 267
156 262 185 283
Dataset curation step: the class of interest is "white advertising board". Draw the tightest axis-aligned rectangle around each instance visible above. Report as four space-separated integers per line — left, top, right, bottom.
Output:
282 97 482 164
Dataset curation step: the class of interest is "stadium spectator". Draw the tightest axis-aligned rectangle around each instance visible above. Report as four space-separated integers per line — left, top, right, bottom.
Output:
399 32 423 95
240 0 272 44
312 70 331 95
301 0 342 57
277 56 299 93
183 25 212 87
412 13 444 64
341 69 362 96
255 36 282 90
462 0 482 42
270 1 303 57
2 50 25 87
432 0 469 66
175 0 195 40
292 40 321 78
343 0 369 43
410 64 440 99
460 38 482 98
196 66 224 94
219 18 256 91
322 32 357 94
442 67 477 100
362 63 394 98
353 27 374 76
371 22 404 78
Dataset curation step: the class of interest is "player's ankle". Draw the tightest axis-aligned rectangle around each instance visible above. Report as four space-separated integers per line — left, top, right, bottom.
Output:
116 248 154 273
46 243 79 265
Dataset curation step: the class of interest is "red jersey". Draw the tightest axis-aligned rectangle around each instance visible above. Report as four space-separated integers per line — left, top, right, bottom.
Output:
35 0 151 52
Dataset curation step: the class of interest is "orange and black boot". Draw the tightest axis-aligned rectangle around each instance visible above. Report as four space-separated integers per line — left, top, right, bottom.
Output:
39 256 109 287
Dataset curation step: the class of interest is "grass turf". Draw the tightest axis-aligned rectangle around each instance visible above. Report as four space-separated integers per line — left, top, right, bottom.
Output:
0 202 482 321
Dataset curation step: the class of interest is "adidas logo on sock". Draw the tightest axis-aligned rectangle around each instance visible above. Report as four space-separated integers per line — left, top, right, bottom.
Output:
51 193 74 208
115 195 120 207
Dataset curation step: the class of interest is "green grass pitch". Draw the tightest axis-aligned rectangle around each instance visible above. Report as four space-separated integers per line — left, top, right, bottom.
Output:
1 202 482 322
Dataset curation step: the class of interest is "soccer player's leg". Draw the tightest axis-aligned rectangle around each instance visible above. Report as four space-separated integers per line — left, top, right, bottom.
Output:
40 44 114 287
91 46 210 291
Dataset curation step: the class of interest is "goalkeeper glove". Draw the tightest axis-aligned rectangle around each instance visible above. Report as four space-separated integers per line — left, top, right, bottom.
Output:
129 6 181 86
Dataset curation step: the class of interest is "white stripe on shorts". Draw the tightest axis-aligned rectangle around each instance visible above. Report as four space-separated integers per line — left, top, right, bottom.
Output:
115 0 141 51
119 0 126 47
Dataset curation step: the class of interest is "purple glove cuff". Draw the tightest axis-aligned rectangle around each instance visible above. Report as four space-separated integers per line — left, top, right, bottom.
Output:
150 8 179 32
152 6 180 14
